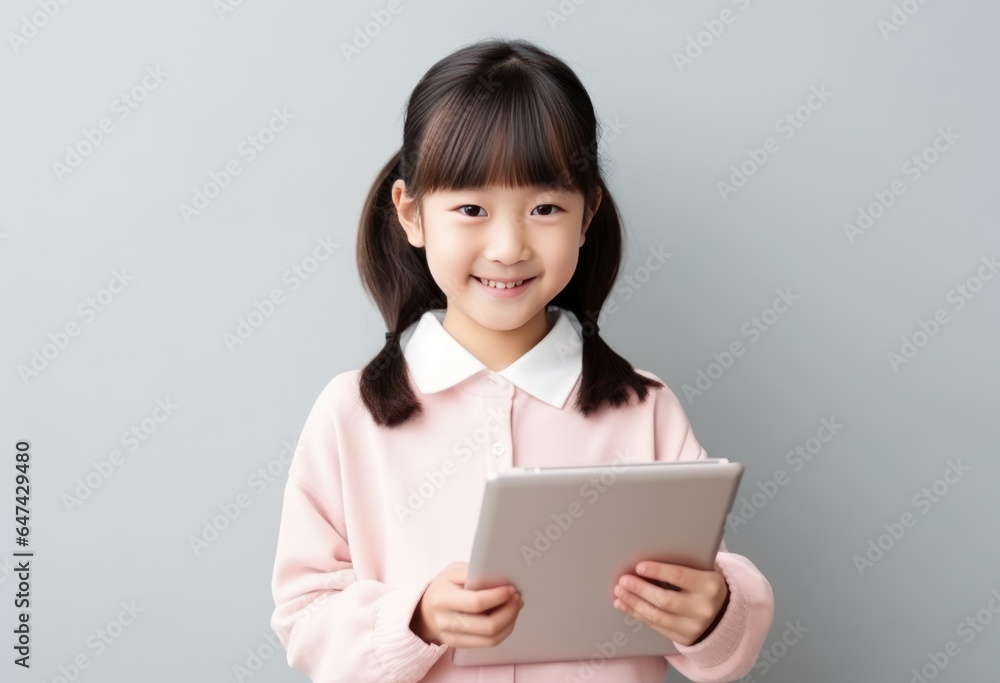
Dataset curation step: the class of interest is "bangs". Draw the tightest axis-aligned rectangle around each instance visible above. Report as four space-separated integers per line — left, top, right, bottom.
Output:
410 67 594 197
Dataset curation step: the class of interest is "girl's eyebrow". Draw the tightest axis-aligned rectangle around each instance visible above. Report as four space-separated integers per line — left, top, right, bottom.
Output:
445 185 574 196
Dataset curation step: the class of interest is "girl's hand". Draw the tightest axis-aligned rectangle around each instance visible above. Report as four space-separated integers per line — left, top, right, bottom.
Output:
613 561 730 647
410 561 524 648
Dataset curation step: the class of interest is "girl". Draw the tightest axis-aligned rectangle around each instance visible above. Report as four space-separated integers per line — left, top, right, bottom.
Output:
270 37 774 683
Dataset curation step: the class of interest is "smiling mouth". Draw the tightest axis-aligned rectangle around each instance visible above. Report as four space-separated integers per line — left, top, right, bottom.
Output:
475 276 536 290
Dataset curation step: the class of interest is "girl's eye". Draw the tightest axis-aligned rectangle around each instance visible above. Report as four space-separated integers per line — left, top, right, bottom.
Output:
456 204 562 217
457 205 485 217
532 204 561 216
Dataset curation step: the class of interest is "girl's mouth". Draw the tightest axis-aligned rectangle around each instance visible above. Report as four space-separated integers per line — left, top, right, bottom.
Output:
473 276 536 298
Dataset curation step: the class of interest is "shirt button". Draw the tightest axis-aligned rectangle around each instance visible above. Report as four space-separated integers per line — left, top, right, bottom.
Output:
491 441 506 456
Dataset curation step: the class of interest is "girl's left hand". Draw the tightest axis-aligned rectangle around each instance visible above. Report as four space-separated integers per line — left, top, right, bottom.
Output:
613 560 730 647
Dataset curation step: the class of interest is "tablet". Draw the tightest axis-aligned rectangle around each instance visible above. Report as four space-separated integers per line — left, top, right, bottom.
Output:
451 458 744 667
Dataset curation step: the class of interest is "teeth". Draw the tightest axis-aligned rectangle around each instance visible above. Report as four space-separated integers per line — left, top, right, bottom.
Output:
478 277 526 289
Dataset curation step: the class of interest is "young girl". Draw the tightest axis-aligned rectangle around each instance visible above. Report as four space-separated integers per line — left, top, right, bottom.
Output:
269 37 774 683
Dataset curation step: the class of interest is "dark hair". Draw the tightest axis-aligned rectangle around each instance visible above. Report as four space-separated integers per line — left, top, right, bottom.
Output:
356 37 663 427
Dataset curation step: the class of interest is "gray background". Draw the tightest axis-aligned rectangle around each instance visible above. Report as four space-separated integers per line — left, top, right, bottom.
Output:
2 0 998 681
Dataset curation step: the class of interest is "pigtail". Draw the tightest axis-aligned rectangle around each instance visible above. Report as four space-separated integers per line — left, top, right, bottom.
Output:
356 150 445 427
577 323 663 416
360 326 421 427
554 178 665 416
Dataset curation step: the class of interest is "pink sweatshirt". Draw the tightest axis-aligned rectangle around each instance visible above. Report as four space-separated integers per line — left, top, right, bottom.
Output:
270 305 774 682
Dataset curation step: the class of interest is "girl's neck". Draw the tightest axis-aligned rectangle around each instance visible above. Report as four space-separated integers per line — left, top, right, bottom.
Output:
441 306 556 372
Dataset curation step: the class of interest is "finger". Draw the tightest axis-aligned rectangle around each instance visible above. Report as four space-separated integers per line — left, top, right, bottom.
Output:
480 590 523 623
614 589 702 643
444 592 522 646
617 576 695 616
634 561 698 592
446 561 468 585
489 593 524 641
451 584 518 615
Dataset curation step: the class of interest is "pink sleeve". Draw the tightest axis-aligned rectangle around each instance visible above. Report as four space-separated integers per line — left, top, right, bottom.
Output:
269 383 449 682
650 379 776 682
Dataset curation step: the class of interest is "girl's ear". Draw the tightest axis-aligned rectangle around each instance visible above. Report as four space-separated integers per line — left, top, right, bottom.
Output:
580 184 603 247
392 179 424 248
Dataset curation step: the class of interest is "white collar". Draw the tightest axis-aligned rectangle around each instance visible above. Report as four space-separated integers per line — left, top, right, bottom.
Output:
399 305 584 409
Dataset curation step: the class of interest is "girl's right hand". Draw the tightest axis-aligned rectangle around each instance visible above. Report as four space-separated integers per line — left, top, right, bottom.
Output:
409 561 524 648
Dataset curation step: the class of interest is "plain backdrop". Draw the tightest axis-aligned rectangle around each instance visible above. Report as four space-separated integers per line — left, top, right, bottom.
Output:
1 1 998 681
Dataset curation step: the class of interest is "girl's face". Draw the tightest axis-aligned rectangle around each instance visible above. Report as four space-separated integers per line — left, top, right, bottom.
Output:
392 180 601 340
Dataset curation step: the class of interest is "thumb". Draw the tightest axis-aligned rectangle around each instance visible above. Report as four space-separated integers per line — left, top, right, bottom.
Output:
446 561 468 586
441 562 469 582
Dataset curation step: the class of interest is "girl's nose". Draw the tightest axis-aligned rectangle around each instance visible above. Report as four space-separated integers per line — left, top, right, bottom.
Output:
484 221 528 263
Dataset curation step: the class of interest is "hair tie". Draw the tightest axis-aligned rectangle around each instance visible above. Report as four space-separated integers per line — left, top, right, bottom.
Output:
385 331 399 342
